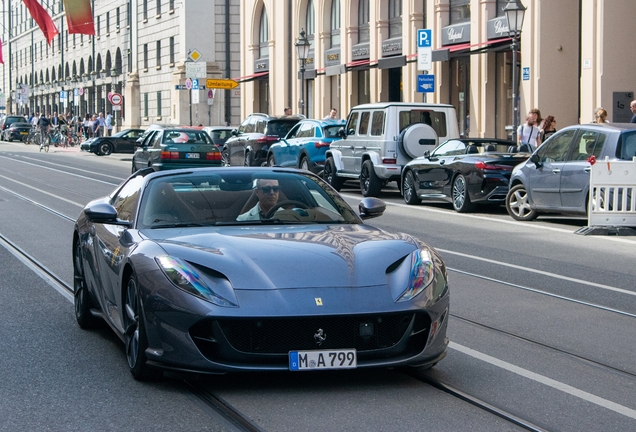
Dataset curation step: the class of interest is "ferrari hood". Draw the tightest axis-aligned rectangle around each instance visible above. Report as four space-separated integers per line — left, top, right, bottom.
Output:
141 224 420 290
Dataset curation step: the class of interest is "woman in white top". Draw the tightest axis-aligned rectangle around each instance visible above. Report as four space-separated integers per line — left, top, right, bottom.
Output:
517 111 542 149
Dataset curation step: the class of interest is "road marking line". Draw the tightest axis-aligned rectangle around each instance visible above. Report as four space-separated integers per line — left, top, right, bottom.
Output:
0 155 122 185
0 175 85 208
450 342 636 420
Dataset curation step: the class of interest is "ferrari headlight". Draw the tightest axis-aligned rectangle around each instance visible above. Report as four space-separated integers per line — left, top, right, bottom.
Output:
396 249 435 302
155 256 236 307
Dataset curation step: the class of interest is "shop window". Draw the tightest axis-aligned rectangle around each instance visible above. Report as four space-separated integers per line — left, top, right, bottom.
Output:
388 0 402 38
450 0 470 24
358 0 370 43
306 0 315 49
330 0 341 47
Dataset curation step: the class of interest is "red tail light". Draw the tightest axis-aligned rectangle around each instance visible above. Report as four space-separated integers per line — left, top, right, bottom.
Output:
206 152 221 161
382 158 397 164
475 161 513 171
314 141 330 148
256 135 280 144
161 151 180 159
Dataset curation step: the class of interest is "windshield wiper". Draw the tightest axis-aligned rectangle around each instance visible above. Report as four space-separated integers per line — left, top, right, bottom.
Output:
149 221 217 229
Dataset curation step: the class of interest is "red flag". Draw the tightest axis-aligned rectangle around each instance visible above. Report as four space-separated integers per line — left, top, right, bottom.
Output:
22 0 59 45
0 39 4 64
64 0 95 35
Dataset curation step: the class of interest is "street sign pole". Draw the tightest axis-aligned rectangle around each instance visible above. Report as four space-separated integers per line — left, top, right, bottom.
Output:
417 29 433 103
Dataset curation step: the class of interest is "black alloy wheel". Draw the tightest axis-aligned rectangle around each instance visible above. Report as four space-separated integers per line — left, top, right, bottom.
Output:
403 171 421 205
74 240 99 329
506 184 538 221
360 160 382 197
244 151 253 167
124 272 161 381
323 157 344 191
452 174 474 212
268 154 276 167
98 142 113 156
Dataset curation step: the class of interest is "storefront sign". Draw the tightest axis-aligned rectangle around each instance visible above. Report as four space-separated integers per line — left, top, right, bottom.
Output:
381 37 402 56
324 48 341 67
254 58 269 72
487 17 510 40
351 43 370 61
441 22 470 46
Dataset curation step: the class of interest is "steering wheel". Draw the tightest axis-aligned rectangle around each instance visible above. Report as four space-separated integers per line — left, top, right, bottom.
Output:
265 200 309 219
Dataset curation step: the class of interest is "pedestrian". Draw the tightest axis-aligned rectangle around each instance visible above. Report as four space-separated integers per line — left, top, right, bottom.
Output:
91 114 100 137
105 112 113 136
540 115 557 141
517 110 542 150
31 113 39 127
97 112 106 136
51 111 59 127
529 107 544 129
629 101 636 123
323 108 339 120
284 107 292 116
593 107 608 123
83 114 92 138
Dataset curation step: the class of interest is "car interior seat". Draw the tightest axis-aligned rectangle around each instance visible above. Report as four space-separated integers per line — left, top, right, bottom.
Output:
239 188 289 217
507 145 518 153
518 144 533 153
143 182 198 226
466 144 479 154
484 144 496 152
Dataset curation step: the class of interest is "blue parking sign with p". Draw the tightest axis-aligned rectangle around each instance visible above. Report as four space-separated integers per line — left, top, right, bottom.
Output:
418 29 432 48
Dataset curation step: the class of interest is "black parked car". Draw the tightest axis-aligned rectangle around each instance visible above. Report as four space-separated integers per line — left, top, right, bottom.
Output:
1 115 28 139
132 128 222 172
224 113 303 166
81 128 145 155
401 138 529 212
2 121 32 142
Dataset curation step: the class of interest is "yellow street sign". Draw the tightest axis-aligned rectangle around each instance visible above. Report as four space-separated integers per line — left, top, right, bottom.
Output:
206 79 239 90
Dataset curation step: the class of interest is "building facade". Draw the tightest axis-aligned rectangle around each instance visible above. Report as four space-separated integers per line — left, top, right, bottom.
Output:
239 0 636 139
1 0 242 129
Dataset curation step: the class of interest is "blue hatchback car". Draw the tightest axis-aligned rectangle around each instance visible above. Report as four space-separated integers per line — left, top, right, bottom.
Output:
266 119 346 173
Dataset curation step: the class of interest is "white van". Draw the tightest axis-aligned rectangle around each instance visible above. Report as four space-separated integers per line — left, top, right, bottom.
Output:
324 102 459 196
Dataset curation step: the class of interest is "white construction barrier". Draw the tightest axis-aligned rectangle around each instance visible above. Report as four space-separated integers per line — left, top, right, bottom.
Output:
588 157 636 227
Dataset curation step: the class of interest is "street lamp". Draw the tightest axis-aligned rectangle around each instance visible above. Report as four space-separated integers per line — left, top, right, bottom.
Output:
295 29 310 117
110 67 118 85
81 73 89 83
504 0 526 143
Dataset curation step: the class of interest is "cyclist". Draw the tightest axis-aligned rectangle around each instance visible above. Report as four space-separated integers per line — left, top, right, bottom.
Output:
38 114 51 151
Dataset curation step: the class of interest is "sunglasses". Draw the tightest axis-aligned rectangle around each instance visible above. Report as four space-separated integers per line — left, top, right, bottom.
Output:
259 186 279 193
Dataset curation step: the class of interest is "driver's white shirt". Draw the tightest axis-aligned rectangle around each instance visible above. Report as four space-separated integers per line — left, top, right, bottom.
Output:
236 203 263 221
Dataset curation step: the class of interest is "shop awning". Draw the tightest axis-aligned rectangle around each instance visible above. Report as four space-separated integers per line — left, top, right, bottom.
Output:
232 71 269 83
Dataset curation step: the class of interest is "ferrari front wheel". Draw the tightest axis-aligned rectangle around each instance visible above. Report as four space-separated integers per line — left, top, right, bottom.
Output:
124 272 161 381
73 240 99 329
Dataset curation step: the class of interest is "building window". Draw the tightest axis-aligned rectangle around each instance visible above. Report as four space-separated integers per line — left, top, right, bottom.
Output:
169 37 175 64
259 7 268 58
169 0 175 11
116 7 120 29
306 0 315 49
156 0 161 15
358 0 370 43
330 0 341 47
106 11 110 33
96 15 100 36
450 0 470 24
144 93 149 117
143 44 148 69
388 0 402 38
157 91 162 116
143 0 148 20
73 34 76 47
156 40 161 67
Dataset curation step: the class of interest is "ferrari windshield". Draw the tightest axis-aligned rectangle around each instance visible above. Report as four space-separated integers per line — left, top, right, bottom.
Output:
138 170 361 228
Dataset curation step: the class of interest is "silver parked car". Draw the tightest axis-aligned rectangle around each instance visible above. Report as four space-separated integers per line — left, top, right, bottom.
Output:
506 123 636 221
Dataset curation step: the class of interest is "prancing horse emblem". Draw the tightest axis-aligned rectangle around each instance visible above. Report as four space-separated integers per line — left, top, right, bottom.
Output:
314 329 326 347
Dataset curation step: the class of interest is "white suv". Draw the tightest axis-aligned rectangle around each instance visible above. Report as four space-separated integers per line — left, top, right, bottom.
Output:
324 102 459 196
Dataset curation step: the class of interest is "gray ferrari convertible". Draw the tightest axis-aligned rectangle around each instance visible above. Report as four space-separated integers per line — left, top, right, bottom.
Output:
73 167 449 380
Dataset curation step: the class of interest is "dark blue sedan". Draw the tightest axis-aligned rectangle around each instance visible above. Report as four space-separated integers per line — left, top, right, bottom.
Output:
266 119 346 173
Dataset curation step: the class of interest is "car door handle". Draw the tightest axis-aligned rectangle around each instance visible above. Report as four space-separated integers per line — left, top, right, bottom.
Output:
552 169 561 174
439 160 445 165
349 146 354 150
584 167 591 172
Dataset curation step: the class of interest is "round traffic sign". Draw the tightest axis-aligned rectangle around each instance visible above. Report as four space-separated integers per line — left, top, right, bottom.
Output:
185 78 193 90
111 93 123 106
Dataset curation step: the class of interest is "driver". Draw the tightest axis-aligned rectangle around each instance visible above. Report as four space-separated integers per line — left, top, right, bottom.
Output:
237 179 280 221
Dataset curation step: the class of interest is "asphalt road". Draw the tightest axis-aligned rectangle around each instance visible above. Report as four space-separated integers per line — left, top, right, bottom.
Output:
1 140 635 431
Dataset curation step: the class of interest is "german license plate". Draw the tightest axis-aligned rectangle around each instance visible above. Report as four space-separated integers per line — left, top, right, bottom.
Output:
20 132 28 135
185 153 200 159
289 349 357 371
